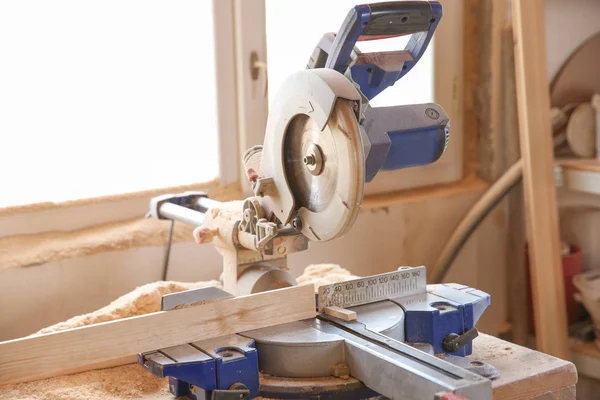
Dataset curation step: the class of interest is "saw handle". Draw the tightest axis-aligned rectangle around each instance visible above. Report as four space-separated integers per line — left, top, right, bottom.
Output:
324 1 442 100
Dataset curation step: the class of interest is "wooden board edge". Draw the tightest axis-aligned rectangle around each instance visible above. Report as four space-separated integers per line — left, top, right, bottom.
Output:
0 284 316 385
492 361 578 400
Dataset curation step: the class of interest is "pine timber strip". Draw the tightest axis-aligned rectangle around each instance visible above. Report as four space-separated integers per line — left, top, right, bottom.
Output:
323 306 357 321
0 284 316 385
501 24 529 347
462 0 482 177
512 0 569 359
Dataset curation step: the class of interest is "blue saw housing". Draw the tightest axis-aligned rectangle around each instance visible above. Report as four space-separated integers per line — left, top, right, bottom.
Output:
309 1 448 176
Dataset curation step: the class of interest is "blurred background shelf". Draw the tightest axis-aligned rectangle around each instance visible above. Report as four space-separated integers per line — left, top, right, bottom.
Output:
570 340 600 380
556 159 600 195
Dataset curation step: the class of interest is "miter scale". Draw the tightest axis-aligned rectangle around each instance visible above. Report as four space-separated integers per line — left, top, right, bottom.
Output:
140 2 497 399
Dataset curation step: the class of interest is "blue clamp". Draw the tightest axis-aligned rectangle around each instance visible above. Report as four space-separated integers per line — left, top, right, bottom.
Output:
325 1 442 100
139 335 259 400
393 284 491 356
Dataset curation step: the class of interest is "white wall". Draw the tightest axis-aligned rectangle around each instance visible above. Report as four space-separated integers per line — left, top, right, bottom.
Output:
545 0 600 81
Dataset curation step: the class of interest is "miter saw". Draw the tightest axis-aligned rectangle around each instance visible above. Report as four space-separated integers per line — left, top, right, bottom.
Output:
139 2 498 399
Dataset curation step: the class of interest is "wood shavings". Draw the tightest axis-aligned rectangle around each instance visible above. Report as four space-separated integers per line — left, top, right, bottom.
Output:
0 218 190 271
0 184 243 271
296 264 359 292
33 280 221 336
0 265 355 400
0 364 168 400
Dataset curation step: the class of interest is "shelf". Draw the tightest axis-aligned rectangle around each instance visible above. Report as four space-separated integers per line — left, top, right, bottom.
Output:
571 340 600 380
556 158 600 195
560 159 600 173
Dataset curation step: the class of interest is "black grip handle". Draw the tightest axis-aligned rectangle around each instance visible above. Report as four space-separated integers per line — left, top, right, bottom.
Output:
361 1 433 38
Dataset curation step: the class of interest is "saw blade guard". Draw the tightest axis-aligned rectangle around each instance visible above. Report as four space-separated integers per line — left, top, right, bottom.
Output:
259 68 365 242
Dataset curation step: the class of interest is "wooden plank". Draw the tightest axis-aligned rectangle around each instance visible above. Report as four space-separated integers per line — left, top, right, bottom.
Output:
501 24 529 347
0 284 315 385
323 306 357 321
233 0 268 196
471 334 577 400
512 0 570 359
462 0 482 177
212 0 240 185
475 0 507 182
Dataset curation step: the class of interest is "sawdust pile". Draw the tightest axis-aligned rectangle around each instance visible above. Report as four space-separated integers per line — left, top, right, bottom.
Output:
33 280 221 336
297 264 360 291
0 183 243 272
0 264 356 400
0 218 194 272
0 364 170 400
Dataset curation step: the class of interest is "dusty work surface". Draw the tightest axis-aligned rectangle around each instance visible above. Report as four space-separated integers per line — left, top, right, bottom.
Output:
0 264 577 400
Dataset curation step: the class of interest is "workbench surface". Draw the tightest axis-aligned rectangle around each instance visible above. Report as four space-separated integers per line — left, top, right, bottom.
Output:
132 333 579 400
473 334 577 399
0 333 577 400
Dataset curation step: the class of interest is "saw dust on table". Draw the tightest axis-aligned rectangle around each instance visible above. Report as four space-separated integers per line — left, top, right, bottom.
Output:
0 265 357 400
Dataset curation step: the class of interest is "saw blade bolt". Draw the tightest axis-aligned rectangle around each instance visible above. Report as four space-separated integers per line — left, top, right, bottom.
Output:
303 143 324 175
291 216 303 231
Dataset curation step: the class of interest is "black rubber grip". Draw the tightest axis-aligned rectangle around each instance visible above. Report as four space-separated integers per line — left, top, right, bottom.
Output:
362 1 432 37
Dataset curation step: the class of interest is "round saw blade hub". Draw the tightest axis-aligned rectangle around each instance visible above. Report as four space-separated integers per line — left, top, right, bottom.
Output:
302 143 324 176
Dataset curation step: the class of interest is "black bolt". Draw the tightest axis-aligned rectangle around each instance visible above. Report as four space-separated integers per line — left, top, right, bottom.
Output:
425 108 440 120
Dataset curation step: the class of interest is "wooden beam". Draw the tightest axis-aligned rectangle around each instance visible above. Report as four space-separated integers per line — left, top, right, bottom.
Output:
462 0 482 177
0 284 315 385
323 306 357 321
501 23 529 347
512 0 569 359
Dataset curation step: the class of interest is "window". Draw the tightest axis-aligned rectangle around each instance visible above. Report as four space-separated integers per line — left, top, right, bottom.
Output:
0 0 220 207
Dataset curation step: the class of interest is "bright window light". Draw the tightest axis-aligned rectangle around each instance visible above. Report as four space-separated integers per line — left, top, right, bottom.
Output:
266 0 434 108
0 1 218 207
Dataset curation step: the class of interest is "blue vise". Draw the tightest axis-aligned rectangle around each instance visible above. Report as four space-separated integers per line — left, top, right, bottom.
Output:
139 335 259 400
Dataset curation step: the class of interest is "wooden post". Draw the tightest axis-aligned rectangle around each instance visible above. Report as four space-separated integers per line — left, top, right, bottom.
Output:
501 24 529 347
512 0 569 358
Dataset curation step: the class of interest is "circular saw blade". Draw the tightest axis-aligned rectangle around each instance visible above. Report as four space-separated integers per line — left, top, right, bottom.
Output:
283 99 365 241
